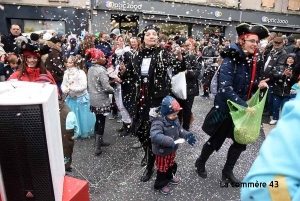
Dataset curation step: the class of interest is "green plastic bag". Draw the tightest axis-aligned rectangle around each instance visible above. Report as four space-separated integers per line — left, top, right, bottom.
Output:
227 89 268 145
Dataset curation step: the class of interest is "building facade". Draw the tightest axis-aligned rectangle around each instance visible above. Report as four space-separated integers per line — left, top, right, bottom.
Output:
0 0 89 35
91 0 300 41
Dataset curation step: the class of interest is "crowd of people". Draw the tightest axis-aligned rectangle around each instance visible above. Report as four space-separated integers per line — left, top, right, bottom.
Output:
1 22 300 197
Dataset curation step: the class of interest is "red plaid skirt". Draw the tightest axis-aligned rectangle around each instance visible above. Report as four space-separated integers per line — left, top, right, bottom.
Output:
155 152 176 172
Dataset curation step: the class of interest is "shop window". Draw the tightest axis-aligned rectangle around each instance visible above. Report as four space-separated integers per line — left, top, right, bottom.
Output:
261 0 275 8
155 23 189 37
23 20 65 33
288 0 300 10
204 26 224 38
110 15 139 36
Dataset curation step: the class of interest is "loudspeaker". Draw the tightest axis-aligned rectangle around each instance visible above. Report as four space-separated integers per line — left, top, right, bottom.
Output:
0 81 65 201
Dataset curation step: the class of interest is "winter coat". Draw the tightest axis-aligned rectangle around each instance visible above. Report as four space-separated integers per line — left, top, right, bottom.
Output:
1 33 22 53
294 48 300 75
284 43 295 54
0 64 16 81
201 63 218 87
120 47 186 125
150 116 189 156
87 64 114 108
183 53 200 96
202 46 216 57
261 47 288 82
272 62 298 97
263 42 273 59
45 41 65 83
7 67 55 83
59 100 77 169
61 67 87 98
214 43 260 113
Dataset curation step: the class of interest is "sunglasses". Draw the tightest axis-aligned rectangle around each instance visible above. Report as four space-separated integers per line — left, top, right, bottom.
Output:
274 41 283 44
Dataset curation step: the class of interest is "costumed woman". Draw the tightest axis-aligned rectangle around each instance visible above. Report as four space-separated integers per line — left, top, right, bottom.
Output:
195 23 270 183
119 24 186 182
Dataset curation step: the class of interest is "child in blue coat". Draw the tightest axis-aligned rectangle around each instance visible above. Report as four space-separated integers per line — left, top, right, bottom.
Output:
150 95 196 195
241 82 300 200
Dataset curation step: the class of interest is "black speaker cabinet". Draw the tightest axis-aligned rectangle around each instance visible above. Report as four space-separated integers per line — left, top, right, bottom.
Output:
0 81 65 201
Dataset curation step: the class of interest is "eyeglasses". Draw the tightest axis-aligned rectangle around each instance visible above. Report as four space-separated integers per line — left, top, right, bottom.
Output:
244 39 260 44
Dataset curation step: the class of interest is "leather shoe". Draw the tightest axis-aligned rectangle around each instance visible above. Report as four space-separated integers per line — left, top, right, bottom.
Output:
140 167 153 182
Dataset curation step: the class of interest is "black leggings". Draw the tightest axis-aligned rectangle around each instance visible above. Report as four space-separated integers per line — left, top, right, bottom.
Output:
136 120 155 167
95 114 106 136
177 95 195 131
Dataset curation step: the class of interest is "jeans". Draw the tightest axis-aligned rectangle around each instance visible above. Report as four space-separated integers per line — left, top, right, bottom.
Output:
272 95 289 120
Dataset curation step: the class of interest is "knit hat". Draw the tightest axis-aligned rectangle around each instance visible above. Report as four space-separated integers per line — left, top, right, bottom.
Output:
30 33 40 41
287 36 295 43
160 95 181 116
138 24 160 43
110 28 120 36
176 37 188 46
49 36 61 44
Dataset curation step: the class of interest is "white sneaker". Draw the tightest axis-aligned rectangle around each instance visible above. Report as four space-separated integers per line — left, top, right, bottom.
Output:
269 120 278 125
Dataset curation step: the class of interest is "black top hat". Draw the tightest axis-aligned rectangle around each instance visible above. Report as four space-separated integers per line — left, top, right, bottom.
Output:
236 23 269 40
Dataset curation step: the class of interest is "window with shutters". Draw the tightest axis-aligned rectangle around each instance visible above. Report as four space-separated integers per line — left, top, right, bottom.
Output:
261 0 275 8
288 0 300 10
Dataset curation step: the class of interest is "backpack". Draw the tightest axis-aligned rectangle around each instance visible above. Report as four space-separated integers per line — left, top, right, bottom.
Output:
210 62 237 95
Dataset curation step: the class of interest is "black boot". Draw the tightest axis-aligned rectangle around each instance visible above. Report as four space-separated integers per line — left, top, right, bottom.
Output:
195 143 214 178
222 145 243 184
117 122 125 132
141 147 147 167
140 147 155 182
94 134 102 156
140 166 154 182
100 135 110 146
120 123 131 137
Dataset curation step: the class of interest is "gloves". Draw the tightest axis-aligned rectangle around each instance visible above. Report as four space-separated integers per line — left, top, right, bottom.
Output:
185 133 196 146
171 142 176 149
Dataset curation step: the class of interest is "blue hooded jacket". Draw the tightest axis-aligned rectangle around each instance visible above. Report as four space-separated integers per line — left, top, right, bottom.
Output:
214 43 259 113
241 87 300 201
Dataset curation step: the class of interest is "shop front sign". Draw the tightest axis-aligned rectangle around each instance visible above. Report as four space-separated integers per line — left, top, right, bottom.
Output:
105 1 142 10
261 16 288 24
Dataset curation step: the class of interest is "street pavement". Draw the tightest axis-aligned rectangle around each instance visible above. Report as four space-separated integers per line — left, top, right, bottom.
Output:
67 94 274 201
